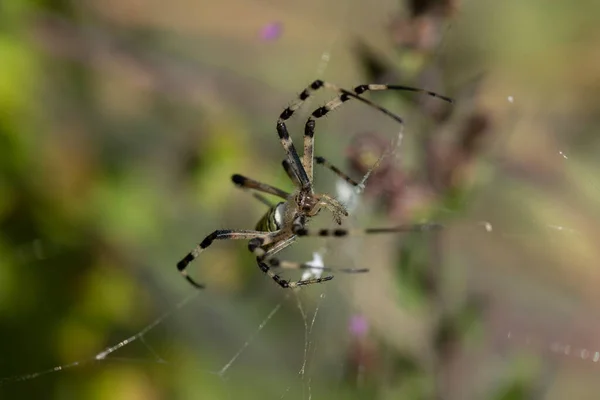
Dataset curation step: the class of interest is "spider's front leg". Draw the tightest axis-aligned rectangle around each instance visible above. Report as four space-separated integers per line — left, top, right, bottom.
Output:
316 194 348 225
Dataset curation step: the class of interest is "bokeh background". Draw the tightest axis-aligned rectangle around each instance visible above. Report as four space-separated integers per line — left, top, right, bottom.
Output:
2 0 600 399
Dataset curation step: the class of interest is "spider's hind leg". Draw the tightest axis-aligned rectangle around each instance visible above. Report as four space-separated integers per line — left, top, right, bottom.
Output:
259 258 335 289
177 229 269 288
249 235 335 289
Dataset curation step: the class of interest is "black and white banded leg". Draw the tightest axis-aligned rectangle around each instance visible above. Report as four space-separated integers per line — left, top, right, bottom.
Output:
231 174 289 199
293 224 443 239
248 235 337 288
315 156 360 187
282 159 302 187
277 80 452 187
177 230 272 288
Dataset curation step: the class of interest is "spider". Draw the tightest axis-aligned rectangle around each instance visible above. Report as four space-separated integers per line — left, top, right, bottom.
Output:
177 80 453 289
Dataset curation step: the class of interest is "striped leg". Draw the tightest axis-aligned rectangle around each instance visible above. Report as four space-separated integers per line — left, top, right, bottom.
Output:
353 84 453 103
298 83 398 185
231 174 289 200
256 236 368 288
303 119 316 183
256 260 333 289
258 223 444 285
279 80 452 187
252 235 308 289
267 258 369 274
250 193 276 208
257 258 335 289
252 232 360 274
292 223 443 238
248 234 335 289
303 83 452 187
276 121 310 189
279 80 328 185
315 156 360 187
231 180 276 208
282 159 302 187
177 229 271 289
279 80 362 187
307 82 452 126
279 80 399 186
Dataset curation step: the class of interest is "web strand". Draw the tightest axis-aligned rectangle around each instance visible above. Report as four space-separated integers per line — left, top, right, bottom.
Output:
0 292 200 386
217 297 286 377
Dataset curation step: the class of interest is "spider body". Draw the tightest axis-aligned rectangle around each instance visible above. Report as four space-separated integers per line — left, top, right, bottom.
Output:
177 80 452 289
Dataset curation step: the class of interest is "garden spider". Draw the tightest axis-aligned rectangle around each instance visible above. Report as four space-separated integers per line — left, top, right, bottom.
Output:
177 80 453 289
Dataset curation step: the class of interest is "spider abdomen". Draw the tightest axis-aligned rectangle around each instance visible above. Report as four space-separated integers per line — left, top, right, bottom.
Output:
255 202 286 232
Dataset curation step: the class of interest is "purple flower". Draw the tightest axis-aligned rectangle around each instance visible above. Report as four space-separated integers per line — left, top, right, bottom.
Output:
260 22 283 41
349 315 369 337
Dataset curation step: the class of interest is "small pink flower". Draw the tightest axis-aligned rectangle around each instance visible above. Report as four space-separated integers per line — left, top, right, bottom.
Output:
349 315 369 337
260 22 283 41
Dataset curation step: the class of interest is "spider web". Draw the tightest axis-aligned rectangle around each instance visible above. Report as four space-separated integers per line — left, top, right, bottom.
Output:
4 1 600 398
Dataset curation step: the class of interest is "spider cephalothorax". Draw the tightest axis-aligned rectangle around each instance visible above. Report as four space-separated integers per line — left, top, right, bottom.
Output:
177 80 452 289
296 190 320 214
295 189 348 223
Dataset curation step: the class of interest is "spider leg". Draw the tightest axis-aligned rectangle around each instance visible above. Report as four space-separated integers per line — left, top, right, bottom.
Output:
230 174 282 207
177 229 272 289
304 83 452 183
259 258 336 288
276 120 310 189
353 84 453 103
282 159 301 187
256 260 333 288
260 235 298 258
278 80 329 185
292 223 443 238
309 83 452 123
231 174 289 199
268 258 369 274
255 234 362 273
251 193 276 208
303 119 316 183
315 156 360 187
260 241 366 287
279 80 364 188
278 80 385 184
260 224 442 283
279 80 452 188
303 89 407 178
248 234 335 288
231 180 276 208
